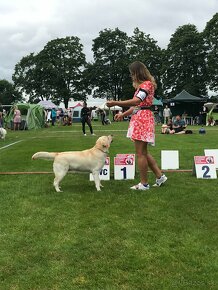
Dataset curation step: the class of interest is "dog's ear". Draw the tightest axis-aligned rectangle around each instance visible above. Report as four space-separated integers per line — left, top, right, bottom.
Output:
96 136 110 152
101 138 110 149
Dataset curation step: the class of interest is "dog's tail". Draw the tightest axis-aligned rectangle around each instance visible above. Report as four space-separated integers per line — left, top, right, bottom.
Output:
32 152 57 160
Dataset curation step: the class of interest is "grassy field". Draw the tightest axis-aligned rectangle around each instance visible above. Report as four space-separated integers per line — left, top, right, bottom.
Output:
0 121 218 289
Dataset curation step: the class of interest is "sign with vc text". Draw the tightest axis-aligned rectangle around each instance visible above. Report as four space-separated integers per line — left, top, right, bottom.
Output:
89 157 110 181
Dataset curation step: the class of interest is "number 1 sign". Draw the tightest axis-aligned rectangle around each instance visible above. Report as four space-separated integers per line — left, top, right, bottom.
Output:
114 154 135 180
194 156 217 179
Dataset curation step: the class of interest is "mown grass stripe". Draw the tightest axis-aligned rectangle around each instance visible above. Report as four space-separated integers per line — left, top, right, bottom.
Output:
0 140 23 150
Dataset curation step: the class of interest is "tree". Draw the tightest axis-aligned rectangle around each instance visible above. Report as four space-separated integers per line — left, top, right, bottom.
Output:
0 79 22 105
89 28 130 100
203 13 218 95
13 36 87 108
38 37 87 108
88 28 163 101
162 24 207 98
13 53 49 102
129 28 164 97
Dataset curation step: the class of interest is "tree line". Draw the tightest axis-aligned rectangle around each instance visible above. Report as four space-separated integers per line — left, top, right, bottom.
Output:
0 13 217 108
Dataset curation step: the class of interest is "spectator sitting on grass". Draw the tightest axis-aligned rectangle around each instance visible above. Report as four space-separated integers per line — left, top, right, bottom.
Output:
172 115 187 134
161 119 174 134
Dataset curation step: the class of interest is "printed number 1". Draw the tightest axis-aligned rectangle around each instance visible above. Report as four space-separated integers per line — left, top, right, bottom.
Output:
202 165 211 178
121 167 127 179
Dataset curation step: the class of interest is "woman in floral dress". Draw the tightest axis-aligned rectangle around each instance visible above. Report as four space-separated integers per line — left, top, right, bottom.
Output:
107 61 167 190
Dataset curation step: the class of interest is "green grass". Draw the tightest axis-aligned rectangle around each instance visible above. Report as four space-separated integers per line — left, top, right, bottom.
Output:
0 122 218 289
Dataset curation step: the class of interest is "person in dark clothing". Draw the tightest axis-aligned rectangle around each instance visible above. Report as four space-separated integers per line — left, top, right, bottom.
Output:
99 109 107 125
81 102 95 136
199 105 208 125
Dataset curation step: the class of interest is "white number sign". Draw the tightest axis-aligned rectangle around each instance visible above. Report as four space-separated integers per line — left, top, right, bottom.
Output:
194 156 217 179
114 154 135 180
89 157 110 181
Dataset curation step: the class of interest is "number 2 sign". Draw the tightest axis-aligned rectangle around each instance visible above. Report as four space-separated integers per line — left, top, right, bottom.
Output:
194 156 217 179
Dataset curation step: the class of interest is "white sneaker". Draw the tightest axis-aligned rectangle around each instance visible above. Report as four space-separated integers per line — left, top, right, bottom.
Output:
130 183 150 190
153 174 167 187
92 133 96 136
84 134 87 136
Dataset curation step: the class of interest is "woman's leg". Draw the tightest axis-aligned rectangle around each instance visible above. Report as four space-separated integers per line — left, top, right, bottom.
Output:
147 153 162 179
134 140 148 184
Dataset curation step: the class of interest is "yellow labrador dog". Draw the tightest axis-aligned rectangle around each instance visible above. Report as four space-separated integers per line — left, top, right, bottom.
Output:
32 135 113 192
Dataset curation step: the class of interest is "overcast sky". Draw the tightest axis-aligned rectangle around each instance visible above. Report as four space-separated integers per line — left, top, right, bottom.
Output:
0 0 217 82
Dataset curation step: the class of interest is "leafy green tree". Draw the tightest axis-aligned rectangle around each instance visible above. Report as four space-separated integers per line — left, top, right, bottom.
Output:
129 28 164 97
88 28 163 101
203 13 218 95
13 53 49 102
0 79 22 105
89 28 130 100
13 36 87 108
162 24 207 98
38 37 87 108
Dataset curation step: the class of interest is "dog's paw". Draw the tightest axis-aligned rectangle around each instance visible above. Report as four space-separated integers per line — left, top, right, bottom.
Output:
55 187 63 192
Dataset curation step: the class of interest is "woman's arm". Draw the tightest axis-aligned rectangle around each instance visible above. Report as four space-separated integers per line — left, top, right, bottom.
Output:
107 98 141 108
114 107 135 121
121 107 134 117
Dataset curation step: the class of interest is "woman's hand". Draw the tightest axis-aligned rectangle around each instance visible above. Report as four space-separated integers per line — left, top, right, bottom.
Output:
114 113 123 121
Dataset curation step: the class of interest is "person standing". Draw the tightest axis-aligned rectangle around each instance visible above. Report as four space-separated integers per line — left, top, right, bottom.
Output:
163 105 172 124
199 104 208 126
0 112 3 128
153 105 161 124
51 108 57 126
81 102 95 136
100 109 107 125
13 105 22 130
107 61 167 190
0 104 4 128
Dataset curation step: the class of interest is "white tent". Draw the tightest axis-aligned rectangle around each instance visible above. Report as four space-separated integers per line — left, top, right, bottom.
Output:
204 102 218 110
38 100 57 109
98 102 122 111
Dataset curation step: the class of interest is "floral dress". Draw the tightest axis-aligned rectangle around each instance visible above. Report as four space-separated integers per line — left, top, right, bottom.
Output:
127 80 155 145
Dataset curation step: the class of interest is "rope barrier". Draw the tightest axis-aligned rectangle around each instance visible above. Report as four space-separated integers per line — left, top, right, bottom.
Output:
0 169 193 175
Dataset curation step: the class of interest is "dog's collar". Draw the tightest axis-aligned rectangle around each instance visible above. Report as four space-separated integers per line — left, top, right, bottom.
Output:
96 147 108 154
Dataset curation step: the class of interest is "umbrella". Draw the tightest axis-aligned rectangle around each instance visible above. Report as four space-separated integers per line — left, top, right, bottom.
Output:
38 100 58 109
204 102 216 110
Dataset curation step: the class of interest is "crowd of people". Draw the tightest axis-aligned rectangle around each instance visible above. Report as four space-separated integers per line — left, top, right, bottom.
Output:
0 94 215 135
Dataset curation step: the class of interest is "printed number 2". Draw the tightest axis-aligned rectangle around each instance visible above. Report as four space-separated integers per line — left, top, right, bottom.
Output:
121 167 127 179
202 165 211 178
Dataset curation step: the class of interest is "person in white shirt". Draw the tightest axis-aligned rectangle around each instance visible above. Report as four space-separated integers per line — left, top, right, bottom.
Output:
163 105 172 124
